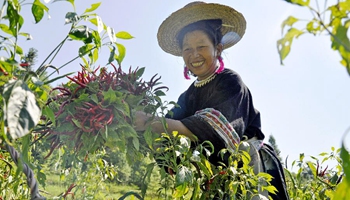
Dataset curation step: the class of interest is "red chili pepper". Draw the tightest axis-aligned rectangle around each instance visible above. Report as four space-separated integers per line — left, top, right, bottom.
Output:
67 76 87 87
219 171 226 175
52 87 72 95
106 113 114 124
168 168 174 176
19 62 29 67
55 101 69 117
83 102 96 108
84 153 89 162
0 66 9 76
63 183 76 198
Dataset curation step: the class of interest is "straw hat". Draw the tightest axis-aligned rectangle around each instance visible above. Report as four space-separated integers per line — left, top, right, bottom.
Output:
157 1 246 56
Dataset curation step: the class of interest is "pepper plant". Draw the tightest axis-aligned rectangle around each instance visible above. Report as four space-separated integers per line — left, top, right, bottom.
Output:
278 0 350 75
0 0 137 198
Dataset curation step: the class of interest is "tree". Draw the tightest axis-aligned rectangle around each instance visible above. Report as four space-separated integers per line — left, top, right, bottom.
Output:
268 135 283 162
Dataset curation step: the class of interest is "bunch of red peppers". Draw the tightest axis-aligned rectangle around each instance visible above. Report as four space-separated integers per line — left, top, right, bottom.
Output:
40 63 168 159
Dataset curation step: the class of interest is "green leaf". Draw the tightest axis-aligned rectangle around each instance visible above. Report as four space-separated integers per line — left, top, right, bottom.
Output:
3 80 41 139
306 161 317 177
53 0 75 9
65 12 80 24
32 0 49 23
31 76 43 86
277 27 304 64
197 162 213 177
175 166 192 185
36 167 46 188
21 134 31 163
19 32 33 40
136 67 145 78
331 22 350 51
257 172 274 182
102 88 117 103
84 2 101 13
78 44 94 57
262 185 277 194
7 1 24 36
107 26 116 42
42 106 56 126
173 183 189 198
116 31 134 40
91 30 101 47
115 43 126 65
281 16 299 30
132 137 140 151
71 118 82 128
15 45 23 56
283 0 310 6
299 153 305 161
340 135 350 183
0 24 13 35
108 46 116 64
306 20 320 35
154 90 166 97
95 16 104 33
92 48 99 63
141 163 155 197
143 127 155 148
69 26 93 44
89 17 106 31
333 179 350 200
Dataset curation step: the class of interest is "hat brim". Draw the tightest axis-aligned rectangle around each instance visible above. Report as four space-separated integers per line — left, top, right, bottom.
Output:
157 2 246 56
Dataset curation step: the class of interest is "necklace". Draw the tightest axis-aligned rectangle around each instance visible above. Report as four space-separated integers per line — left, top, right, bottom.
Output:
194 72 217 87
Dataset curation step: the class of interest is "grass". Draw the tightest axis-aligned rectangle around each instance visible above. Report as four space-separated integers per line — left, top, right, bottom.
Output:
39 171 167 200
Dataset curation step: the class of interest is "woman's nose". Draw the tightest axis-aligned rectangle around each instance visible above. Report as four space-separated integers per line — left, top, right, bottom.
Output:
192 49 199 57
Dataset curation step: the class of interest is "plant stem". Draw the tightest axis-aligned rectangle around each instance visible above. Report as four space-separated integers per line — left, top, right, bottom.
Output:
43 45 99 81
36 35 69 75
0 0 7 23
316 9 350 52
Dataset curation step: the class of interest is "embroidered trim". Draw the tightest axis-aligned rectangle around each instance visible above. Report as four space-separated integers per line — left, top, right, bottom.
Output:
195 108 240 151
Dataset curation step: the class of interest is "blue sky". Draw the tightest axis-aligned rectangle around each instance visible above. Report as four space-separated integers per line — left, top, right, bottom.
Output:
16 0 350 169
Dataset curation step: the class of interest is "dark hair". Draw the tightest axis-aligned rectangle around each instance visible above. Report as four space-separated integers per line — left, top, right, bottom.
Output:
177 19 223 50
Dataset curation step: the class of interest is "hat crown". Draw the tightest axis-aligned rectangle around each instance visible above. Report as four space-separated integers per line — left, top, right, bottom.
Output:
184 1 205 7
157 2 246 56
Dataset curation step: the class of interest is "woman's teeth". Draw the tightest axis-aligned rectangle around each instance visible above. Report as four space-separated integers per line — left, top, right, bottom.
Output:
191 61 204 67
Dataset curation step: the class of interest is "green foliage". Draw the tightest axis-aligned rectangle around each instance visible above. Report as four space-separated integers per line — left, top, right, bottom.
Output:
0 0 137 198
279 0 350 75
140 131 276 200
38 64 167 168
1 0 349 199
284 145 349 199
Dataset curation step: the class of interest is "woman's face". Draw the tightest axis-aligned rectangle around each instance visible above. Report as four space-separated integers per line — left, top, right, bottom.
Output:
181 30 221 80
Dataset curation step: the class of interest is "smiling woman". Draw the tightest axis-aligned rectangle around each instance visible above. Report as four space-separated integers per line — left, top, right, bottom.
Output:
134 1 289 199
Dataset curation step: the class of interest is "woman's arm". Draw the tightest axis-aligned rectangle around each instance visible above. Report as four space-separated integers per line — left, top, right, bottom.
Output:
134 111 197 141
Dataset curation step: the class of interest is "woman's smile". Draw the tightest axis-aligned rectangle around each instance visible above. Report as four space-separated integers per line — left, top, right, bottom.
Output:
191 61 204 67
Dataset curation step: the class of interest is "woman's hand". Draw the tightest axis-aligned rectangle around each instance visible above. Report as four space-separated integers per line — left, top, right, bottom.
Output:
134 111 195 141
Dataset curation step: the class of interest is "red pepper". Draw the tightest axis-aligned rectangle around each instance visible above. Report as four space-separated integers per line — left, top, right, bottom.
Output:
106 113 114 124
19 62 29 67
67 76 87 87
0 66 9 76
219 171 226 175
63 183 76 198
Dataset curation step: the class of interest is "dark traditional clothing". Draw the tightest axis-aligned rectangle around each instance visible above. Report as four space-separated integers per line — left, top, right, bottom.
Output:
167 68 289 200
